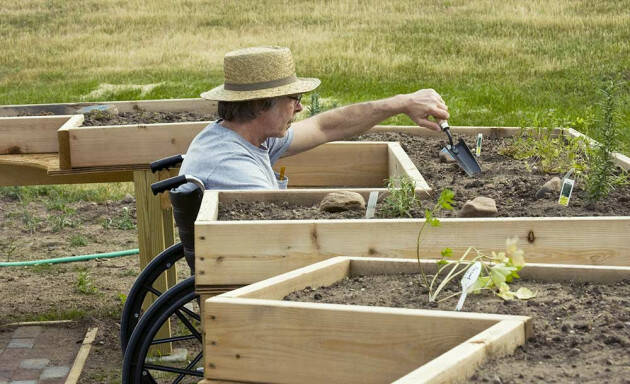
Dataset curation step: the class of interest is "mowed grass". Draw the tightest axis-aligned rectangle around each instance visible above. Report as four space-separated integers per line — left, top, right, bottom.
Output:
1 0 629 152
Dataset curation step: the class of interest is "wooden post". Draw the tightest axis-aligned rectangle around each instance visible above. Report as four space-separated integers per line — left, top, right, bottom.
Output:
133 169 176 355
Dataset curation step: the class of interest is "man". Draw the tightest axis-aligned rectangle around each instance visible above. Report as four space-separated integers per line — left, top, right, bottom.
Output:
177 45 449 190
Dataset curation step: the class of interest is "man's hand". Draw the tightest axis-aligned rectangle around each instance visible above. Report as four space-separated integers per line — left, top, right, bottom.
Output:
403 89 449 131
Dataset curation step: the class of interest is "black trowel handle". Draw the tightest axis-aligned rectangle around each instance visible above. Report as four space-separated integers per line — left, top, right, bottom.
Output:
439 120 455 149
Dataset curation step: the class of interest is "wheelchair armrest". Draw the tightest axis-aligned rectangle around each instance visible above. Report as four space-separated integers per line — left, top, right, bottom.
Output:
150 154 184 173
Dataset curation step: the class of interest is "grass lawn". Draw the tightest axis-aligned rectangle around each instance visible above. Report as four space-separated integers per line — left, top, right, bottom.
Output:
1 0 629 151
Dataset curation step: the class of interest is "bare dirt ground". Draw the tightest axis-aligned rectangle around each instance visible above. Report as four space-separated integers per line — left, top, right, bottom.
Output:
0 194 140 382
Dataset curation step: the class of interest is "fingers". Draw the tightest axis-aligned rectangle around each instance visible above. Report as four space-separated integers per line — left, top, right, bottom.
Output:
415 118 441 132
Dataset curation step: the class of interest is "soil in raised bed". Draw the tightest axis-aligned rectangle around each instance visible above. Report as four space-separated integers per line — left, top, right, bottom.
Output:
219 132 630 219
285 275 630 384
81 109 217 126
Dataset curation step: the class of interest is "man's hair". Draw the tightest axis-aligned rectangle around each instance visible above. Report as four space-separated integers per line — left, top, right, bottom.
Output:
218 98 278 122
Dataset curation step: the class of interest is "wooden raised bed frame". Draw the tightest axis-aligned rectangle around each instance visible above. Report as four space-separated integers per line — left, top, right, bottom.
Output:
194 126 630 286
198 257 630 384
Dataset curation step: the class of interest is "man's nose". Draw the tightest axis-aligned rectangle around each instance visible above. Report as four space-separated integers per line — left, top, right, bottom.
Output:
294 101 303 113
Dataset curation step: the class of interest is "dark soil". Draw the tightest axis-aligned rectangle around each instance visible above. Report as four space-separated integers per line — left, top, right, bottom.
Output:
220 132 630 219
81 110 217 126
286 275 630 384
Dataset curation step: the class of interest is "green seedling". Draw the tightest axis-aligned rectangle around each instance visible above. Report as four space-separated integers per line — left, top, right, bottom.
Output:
76 271 99 295
382 176 419 218
70 234 88 247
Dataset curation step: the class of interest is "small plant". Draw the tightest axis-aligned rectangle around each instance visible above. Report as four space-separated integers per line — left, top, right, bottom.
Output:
415 189 534 303
70 234 88 247
427 238 535 303
102 207 136 230
381 176 419 218
76 271 99 294
498 109 592 175
584 79 628 203
1 238 18 262
48 212 77 232
308 93 321 116
306 93 339 117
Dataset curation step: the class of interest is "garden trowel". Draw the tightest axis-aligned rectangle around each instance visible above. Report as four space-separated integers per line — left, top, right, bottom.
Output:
439 121 481 177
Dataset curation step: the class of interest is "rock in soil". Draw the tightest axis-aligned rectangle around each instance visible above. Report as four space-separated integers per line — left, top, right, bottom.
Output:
319 191 366 212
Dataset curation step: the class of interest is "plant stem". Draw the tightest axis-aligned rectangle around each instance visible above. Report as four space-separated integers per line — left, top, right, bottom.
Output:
429 247 473 302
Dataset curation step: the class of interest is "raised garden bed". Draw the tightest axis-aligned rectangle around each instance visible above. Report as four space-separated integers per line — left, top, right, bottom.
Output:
195 126 630 286
199 257 630 383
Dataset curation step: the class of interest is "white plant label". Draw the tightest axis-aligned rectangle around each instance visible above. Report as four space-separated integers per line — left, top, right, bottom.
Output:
558 178 575 207
455 261 482 311
365 191 379 219
475 133 483 157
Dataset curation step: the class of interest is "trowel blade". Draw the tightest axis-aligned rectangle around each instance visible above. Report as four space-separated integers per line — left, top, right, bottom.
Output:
446 139 481 177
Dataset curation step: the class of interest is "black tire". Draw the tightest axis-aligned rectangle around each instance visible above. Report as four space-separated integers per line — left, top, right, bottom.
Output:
120 242 187 352
122 277 202 384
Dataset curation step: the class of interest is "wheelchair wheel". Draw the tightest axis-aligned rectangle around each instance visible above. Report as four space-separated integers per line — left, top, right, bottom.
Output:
122 276 202 384
120 242 187 352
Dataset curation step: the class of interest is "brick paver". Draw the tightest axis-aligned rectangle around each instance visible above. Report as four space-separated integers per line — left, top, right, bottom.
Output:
0 324 85 384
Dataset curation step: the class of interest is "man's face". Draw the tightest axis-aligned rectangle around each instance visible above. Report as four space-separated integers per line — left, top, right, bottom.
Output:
261 94 303 138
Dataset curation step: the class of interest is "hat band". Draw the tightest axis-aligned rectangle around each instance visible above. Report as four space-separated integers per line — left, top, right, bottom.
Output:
223 75 298 91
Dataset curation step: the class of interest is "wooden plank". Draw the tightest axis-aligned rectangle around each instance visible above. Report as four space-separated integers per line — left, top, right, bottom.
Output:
57 115 84 169
204 297 520 384
272 141 389 187
195 216 630 285
68 122 209 167
0 115 82 154
387 142 431 191
133 170 175 355
394 320 527 384
215 257 351 300
0 98 217 116
65 327 98 384
0 153 132 186
565 128 630 171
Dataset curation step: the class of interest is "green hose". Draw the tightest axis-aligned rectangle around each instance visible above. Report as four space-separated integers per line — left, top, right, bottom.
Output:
0 249 139 267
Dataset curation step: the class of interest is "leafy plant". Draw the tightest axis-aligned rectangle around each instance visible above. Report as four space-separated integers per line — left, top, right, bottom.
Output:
428 238 535 303
76 271 99 294
102 207 135 230
499 111 591 175
70 234 88 247
306 93 339 117
381 176 419 218
415 189 535 303
584 79 628 203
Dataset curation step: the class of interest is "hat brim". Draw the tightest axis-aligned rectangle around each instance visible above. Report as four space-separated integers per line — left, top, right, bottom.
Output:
200 77 320 102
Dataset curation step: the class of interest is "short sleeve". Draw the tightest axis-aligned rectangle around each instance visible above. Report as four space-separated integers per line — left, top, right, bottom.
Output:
267 127 294 165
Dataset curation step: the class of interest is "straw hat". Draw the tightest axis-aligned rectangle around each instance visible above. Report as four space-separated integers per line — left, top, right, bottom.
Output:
201 46 320 101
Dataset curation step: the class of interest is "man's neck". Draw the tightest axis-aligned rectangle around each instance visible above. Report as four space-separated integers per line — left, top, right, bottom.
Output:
220 119 266 147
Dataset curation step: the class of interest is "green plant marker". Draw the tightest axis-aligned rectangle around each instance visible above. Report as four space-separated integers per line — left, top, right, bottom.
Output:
558 178 575 207
475 133 483 157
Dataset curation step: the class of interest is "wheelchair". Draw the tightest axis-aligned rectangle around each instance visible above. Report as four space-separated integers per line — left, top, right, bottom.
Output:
120 155 206 384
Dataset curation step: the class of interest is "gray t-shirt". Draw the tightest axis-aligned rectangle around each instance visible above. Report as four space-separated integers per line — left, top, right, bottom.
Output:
175 120 293 192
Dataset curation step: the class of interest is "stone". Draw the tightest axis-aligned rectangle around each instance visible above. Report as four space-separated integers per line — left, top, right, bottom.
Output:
457 196 498 217
7 339 34 349
439 148 456 163
20 358 50 369
121 193 135 204
39 366 69 380
319 191 366 212
535 176 562 199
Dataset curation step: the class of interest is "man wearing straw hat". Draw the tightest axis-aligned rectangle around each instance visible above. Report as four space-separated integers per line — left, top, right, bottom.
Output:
178 46 449 190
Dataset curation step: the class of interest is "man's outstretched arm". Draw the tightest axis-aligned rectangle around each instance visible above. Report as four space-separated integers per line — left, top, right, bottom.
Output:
285 89 449 156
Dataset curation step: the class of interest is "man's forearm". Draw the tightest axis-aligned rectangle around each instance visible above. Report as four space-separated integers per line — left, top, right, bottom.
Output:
310 94 407 141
